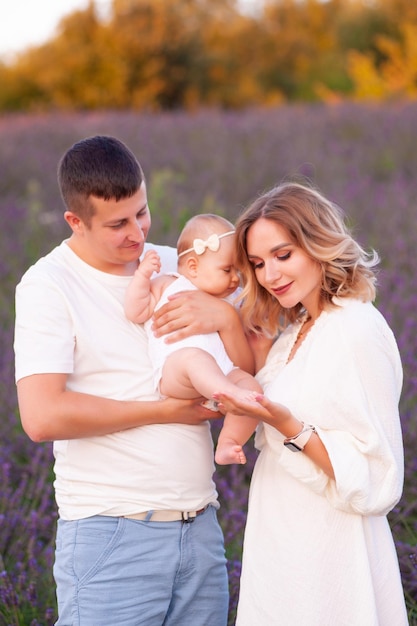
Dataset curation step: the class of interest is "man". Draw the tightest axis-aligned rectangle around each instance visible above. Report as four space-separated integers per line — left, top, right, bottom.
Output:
14 136 250 625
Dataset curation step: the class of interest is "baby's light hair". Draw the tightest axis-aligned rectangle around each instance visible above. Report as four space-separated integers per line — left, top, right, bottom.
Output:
177 214 235 263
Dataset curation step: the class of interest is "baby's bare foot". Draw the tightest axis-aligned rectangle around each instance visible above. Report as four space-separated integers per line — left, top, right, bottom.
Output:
235 389 259 404
215 444 246 466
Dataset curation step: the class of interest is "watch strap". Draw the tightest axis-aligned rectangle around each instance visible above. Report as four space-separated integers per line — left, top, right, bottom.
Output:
283 422 316 452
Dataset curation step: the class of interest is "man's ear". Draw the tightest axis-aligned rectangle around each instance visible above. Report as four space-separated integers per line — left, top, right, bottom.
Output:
64 211 84 233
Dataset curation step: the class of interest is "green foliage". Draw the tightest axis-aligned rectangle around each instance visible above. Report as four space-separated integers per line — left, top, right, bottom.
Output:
148 167 229 241
148 168 187 237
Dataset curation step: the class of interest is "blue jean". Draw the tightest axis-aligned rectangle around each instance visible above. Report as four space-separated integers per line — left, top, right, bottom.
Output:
53 506 228 626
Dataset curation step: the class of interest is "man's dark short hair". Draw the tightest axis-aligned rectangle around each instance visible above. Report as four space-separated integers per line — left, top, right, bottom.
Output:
58 135 144 225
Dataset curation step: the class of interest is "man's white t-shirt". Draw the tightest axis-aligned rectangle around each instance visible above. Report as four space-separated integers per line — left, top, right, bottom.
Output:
14 241 219 520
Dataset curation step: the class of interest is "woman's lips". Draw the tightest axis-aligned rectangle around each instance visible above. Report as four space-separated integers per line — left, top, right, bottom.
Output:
272 282 293 296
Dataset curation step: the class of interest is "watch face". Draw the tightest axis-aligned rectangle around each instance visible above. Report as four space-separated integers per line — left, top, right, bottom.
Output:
283 441 303 452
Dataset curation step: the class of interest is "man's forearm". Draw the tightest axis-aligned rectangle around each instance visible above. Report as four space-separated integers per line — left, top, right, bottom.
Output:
17 375 213 442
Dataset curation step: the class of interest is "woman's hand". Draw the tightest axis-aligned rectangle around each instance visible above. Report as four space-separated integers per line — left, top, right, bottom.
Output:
213 391 294 430
213 391 335 478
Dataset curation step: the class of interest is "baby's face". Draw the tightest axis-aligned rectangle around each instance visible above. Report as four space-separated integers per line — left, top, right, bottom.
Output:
194 234 240 298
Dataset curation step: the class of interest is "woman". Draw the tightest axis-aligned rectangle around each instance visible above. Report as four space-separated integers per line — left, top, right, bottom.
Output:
214 182 408 625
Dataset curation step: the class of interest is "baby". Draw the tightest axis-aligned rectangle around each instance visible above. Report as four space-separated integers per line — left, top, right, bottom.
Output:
125 213 261 464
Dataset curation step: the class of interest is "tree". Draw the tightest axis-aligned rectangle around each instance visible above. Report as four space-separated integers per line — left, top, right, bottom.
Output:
348 23 417 100
0 0 416 111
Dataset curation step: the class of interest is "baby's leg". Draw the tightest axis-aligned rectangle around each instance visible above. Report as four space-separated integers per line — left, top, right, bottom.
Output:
215 369 262 465
159 348 208 400
160 348 259 404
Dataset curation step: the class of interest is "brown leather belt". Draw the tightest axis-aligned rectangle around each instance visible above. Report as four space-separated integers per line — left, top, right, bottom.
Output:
124 507 207 523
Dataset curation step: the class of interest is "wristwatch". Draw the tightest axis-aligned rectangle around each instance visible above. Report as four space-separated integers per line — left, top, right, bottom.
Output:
283 422 316 452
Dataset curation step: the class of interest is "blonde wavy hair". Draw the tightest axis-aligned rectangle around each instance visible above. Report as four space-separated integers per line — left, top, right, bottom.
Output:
236 182 379 336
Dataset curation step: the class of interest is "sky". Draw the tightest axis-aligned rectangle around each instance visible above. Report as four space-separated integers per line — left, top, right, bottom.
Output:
0 0 108 61
0 0 257 62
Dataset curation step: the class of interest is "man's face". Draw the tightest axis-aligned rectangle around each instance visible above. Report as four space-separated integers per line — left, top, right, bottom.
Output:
67 182 151 274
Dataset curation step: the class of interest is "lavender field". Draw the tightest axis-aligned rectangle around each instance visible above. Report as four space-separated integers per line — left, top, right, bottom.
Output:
0 103 416 624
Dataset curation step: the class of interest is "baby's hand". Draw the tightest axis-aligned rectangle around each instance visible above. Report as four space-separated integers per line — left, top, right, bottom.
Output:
137 250 161 279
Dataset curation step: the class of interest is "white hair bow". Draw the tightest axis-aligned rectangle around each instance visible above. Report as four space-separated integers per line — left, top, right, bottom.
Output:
178 230 235 258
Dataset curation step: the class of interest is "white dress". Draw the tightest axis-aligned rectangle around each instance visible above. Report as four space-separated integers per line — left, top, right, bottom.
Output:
236 299 408 626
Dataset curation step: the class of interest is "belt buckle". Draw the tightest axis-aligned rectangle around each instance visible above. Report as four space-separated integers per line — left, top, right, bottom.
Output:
181 507 206 523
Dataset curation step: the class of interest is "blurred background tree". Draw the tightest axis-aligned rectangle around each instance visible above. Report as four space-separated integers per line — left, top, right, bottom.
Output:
0 0 416 111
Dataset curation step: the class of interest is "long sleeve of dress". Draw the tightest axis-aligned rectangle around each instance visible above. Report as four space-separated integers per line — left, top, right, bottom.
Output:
256 299 404 517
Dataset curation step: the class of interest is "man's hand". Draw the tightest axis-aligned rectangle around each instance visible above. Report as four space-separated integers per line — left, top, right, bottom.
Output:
159 396 222 424
151 290 236 343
